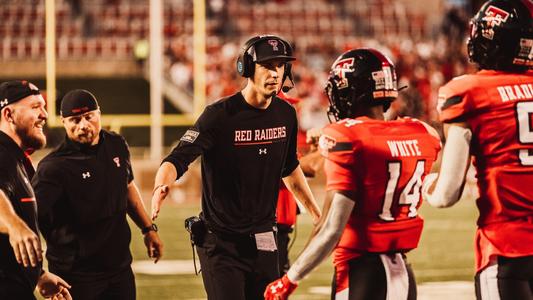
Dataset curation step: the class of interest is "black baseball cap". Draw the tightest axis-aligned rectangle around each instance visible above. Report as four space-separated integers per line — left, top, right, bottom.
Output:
0 80 41 109
252 37 295 63
60 89 99 117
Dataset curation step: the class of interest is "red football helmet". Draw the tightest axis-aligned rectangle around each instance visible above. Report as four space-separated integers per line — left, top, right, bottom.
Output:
467 0 533 71
325 48 398 121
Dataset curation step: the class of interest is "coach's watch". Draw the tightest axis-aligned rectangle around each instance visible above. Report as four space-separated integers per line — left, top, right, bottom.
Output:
142 223 158 234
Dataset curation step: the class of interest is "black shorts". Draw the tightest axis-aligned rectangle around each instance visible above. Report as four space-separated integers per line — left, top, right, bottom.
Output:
475 255 533 300
0 271 35 300
196 231 279 300
57 266 136 300
277 224 293 275
332 253 416 300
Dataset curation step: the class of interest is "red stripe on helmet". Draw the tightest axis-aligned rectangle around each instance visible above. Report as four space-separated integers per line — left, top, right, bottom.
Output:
365 48 393 67
521 0 533 17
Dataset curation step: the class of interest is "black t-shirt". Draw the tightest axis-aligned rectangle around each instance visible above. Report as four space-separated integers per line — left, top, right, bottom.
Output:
0 131 41 290
32 130 134 275
164 92 299 235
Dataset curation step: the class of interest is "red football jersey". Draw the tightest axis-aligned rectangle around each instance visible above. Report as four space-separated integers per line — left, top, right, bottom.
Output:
276 92 301 226
320 117 441 266
277 182 297 226
438 70 533 272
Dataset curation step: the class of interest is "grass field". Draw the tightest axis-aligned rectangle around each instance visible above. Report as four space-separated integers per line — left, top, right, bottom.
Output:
129 189 479 300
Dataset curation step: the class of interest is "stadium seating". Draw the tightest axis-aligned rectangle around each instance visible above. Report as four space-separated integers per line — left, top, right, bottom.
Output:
0 0 471 126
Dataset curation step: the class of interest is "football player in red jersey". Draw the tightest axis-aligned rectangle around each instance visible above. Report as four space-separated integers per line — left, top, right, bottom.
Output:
422 0 533 299
275 92 306 275
276 91 325 275
264 48 441 300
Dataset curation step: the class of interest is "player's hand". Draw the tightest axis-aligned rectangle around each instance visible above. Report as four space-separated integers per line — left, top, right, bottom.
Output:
144 230 163 263
37 270 72 299
264 274 298 300
49 286 72 300
150 184 169 221
7 218 43 267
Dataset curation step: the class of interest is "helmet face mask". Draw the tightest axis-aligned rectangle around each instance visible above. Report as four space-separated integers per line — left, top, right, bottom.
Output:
467 0 533 71
325 48 398 122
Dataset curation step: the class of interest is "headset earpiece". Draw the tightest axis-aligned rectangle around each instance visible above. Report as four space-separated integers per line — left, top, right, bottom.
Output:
236 55 246 77
236 36 264 78
241 49 255 78
237 46 255 78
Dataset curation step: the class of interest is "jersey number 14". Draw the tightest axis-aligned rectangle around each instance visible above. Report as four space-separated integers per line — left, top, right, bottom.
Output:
379 160 425 221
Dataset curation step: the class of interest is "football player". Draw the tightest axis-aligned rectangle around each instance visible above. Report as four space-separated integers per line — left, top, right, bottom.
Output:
264 48 441 300
422 0 533 299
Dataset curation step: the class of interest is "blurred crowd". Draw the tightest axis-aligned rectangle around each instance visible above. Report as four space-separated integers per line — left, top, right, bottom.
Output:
1 0 476 133
167 38 476 134
165 0 475 133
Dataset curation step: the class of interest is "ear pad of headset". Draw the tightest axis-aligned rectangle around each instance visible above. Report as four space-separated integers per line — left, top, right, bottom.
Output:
243 52 252 78
236 55 245 77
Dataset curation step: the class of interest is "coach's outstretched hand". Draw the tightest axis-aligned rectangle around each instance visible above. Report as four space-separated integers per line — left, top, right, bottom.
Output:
151 184 169 221
264 274 298 300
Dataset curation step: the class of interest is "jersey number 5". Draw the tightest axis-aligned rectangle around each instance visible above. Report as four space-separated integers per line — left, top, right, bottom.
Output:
517 101 533 166
379 160 425 221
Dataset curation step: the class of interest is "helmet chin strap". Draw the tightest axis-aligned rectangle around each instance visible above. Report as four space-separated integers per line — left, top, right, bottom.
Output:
325 77 340 122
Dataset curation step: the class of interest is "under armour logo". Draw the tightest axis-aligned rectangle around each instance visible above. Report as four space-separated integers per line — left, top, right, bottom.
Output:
270 281 283 293
259 148 267 155
268 40 279 51
0 99 8 108
82 172 91 179
113 157 120 167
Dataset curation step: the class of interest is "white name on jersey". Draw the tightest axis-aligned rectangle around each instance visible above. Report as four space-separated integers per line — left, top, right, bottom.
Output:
497 83 533 102
387 140 422 157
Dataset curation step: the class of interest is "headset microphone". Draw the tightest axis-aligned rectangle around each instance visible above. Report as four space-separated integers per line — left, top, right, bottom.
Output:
281 85 292 93
281 71 295 93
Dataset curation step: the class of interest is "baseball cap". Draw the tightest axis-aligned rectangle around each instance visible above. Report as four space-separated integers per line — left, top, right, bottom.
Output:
252 38 295 63
0 80 41 109
60 89 99 117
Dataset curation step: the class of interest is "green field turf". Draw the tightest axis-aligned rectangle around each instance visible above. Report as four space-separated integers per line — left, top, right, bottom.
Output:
128 194 478 300
34 191 477 299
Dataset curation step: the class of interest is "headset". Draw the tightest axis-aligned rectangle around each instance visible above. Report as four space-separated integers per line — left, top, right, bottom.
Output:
236 35 295 92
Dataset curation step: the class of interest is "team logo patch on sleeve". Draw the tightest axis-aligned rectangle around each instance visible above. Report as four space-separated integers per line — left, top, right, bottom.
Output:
318 134 337 157
180 130 200 143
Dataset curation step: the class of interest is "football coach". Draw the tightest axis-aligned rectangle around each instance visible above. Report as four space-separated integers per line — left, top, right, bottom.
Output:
32 89 163 300
151 34 321 299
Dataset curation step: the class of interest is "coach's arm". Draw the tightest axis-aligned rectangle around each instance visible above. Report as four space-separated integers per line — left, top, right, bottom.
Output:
282 165 322 224
127 180 163 263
